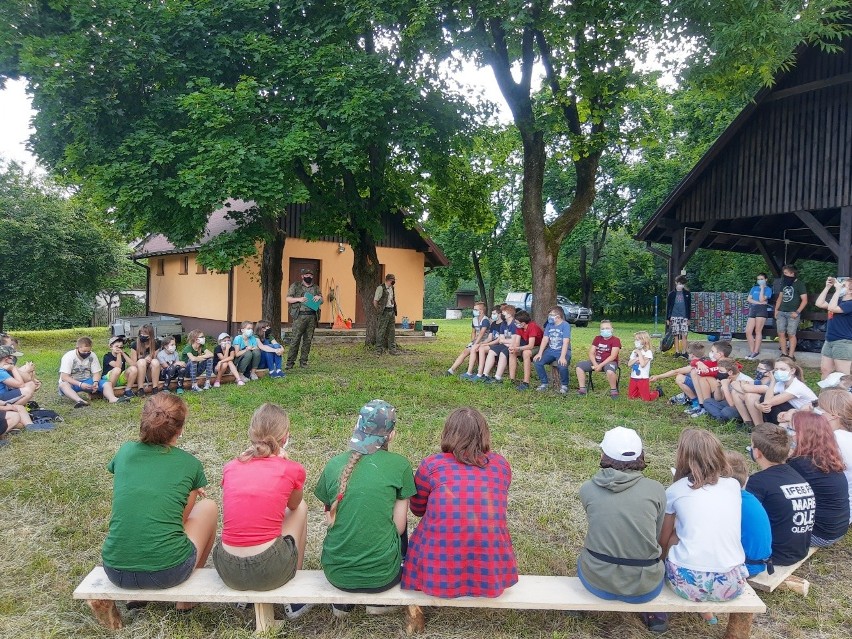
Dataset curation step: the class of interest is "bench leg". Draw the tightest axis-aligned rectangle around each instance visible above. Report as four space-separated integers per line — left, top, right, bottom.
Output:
778 576 809 597
723 612 754 639
87 599 123 630
405 604 425 634
254 603 281 633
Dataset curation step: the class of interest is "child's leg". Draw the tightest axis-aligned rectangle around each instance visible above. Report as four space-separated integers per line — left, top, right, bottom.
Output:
480 350 496 377
495 353 509 380
227 361 241 381
637 378 659 401
522 350 534 383
135 359 148 391
214 361 225 383
175 364 187 387
450 347 471 374
204 358 214 380
149 360 161 390
628 377 641 399
468 345 485 374
575 361 589 389
556 363 569 388
675 373 696 399
280 500 309 570
125 365 138 391
188 361 199 386
507 351 518 381
690 370 706 403
604 363 619 390
745 393 765 425
161 365 174 390
754 317 766 352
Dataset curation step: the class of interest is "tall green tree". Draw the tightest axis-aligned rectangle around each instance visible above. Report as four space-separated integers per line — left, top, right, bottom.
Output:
414 0 849 324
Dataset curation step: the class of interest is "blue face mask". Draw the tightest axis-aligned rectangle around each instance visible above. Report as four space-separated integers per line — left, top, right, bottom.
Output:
757 279 765 286
472 309 480 318
491 312 499 321
773 370 791 383
600 329 613 338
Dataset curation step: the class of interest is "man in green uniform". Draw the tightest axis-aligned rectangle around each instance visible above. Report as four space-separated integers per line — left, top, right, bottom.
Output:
285 268 323 369
373 274 400 355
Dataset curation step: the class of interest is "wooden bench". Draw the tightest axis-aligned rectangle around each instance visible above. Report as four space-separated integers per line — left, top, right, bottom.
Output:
74 567 766 638
747 547 817 596
105 369 271 396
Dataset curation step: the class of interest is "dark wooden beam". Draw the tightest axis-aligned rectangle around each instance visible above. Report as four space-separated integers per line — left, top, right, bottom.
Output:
680 220 716 266
840 206 852 276
754 240 783 277
644 241 671 260
767 72 852 102
794 210 840 257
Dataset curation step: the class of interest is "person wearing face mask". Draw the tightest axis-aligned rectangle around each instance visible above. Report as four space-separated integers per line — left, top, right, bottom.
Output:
286 267 324 368
532 307 570 393
665 275 691 359
773 264 808 360
447 302 490 377
460 306 504 380
103 336 139 399
214 333 243 388
627 331 662 402
728 359 774 430
575 319 622 398
156 337 187 394
703 358 754 423
181 329 215 392
233 321 262 381
745 273 773 360
58 336 127 407
255 320 286 378
744 356 816 426
373 274 400 355
131 324 162 394
815 276 852 379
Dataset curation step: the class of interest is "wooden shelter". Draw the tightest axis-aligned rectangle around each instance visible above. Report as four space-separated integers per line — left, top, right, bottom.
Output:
637 40 852 284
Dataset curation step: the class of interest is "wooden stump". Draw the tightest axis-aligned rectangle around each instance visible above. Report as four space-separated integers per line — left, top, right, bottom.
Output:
405 604 426 634
87 599 123 630
723 612 754 639
778 575 809 597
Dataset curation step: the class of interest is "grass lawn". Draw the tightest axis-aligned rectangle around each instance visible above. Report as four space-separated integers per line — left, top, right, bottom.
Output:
1 320 849 639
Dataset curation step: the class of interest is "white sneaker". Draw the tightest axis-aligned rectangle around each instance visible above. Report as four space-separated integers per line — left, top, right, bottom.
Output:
250 372 259 381
331 604 354 618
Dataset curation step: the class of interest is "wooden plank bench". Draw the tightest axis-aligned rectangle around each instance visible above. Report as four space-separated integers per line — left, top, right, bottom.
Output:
105 369 271 396
74 567 766 638
747 547 817 596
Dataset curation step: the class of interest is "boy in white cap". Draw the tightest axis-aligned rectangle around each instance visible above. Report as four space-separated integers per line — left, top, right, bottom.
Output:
578 426 668 633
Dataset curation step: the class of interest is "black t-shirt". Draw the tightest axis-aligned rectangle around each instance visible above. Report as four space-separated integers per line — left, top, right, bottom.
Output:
787 456 850 541
213 345 234 363
102 352 126 373
745 463 814 565
131 338 161 357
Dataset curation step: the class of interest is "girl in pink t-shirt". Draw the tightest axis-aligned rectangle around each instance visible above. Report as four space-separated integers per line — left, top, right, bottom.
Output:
213 403 308 593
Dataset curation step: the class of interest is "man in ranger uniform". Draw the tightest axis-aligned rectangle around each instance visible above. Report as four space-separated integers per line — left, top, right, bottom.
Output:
285 267 324 369
373 273 400 355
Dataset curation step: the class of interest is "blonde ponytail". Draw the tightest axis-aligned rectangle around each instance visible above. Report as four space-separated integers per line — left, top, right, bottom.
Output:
327 451 362 527
238 403 289 462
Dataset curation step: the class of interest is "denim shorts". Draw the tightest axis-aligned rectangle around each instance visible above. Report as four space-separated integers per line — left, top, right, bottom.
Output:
213 535 298 591
775 311 801 335
748 304 769 318
104 547 196 589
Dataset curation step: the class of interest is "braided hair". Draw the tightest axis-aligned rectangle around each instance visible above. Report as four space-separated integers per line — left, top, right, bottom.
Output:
327 451 363 527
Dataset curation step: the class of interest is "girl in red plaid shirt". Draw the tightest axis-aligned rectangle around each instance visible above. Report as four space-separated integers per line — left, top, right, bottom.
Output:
402 407 518 597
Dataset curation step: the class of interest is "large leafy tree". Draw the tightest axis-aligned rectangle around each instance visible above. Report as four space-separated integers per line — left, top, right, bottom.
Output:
414 0 850 324
0 161 131 330
1 1 463 341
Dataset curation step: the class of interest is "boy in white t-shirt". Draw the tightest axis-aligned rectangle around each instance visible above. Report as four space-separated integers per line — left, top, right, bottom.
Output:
58 336 127 407
627 331 662 402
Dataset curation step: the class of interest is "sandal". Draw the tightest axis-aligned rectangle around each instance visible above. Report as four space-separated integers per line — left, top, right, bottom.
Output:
74 400 90 408
640 612 669 633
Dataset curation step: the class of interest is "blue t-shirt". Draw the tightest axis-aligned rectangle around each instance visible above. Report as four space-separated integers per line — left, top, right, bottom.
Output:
543 320 572 353
488 320 504 341
0 369 11 393
748 285 772 305
232 334 259 350
826 299 852 341
501 321 517 340
473 316 491 332
741 489 773 576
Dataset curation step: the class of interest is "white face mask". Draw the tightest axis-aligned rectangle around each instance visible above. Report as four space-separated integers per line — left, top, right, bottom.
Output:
221 341 231 350
757 279 766 286
491 312 499 321
197 338 206 346
472 309 480 318
675 284 684 291
242 328 253 337
634 340 643 349
548 314 558 322
166 345 176 353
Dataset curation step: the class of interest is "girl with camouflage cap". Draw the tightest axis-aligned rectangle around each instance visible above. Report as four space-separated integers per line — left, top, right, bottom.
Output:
313 400 416 617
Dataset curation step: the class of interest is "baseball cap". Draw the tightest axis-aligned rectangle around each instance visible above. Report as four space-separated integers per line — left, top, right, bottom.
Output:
301 267 314 275
108 335 125 346
0 345 23 358
600 426 643 462
217 332 231 342
817 372 845 389
349 399 397 455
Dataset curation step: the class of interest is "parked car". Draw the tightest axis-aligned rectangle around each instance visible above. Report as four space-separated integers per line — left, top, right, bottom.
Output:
504 292 592 327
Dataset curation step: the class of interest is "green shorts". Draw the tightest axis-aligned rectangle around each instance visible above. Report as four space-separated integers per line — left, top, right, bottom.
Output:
212 535 297 591
822 339 852 361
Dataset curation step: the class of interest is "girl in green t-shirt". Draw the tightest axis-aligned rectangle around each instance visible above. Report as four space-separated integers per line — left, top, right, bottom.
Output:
313 400 416 618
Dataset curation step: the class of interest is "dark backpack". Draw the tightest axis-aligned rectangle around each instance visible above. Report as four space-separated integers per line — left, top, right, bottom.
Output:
29 409 64 423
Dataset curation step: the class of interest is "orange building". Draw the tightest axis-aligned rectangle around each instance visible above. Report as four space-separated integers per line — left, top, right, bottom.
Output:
132 200 448 336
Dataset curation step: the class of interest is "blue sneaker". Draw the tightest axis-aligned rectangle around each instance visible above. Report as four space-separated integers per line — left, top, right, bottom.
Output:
459 372 474 381
516 382 529 391
484 376 502 384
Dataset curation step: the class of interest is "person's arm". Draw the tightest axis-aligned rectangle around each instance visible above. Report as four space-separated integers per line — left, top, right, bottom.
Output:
233 338 248 357
794 291 808 316
286 488 304 512
285 284 305 305
826 286 847 314
558 336 570 366
747 288 758 305
372 286 382 311
720 379 736 405
182 489 202 522
658 513 677 559
815 278 833 309
0 366 25 388
473 324 489 345
649 365 691 382
635 350 651 367
534 337 549 361
392 498 409 534
758 284 769 304
627 349 638 365
587 344 597 363
598 345 620 368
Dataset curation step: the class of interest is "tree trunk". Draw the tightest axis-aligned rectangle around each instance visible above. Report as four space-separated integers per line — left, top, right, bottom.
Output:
260 215 286 336
519 129 557 326
351 226 382 346
0 307 4 333
488 286 496 313
471 250 489 309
